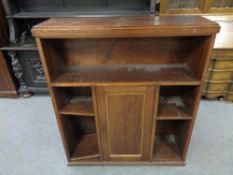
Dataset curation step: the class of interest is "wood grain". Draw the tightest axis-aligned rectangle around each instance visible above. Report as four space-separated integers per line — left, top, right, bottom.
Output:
51 65 200 87
95 86 156 161
60 97 94 116
32 16 220 38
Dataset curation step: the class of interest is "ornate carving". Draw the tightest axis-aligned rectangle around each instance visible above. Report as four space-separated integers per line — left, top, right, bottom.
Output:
8 51 23 81
7 51 31 97
26 56 45 81
150 0 156 13
20 25 32 45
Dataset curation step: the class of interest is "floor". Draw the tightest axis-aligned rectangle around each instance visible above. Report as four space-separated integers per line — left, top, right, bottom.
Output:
0 96 233 175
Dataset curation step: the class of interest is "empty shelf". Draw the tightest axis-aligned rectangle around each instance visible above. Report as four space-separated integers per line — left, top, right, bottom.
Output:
153 135 182 161
1 37 37 51
157 104 192 120
71 133 99 161
10 9 150 18
51 65 200 86
60 97 94 116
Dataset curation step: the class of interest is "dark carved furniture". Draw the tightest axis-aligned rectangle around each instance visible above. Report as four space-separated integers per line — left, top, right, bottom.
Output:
1 0 156 96
0 1 17 98
32 16 219 165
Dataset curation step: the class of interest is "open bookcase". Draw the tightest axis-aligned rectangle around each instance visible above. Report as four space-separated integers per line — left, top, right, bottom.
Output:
32 16 219 165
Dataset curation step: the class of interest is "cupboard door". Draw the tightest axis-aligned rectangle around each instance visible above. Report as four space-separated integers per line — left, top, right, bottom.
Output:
95 86 158 161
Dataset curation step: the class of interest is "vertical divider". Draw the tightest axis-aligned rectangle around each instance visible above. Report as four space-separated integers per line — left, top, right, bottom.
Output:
92 86 103 161
180 85 202 161
149 85 160 160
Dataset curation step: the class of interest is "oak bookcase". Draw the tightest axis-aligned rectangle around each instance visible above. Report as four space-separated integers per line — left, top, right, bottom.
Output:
32 16 220 165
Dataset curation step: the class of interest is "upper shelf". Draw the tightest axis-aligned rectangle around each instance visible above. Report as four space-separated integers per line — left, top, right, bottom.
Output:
8 9 151 19
1 37 37 51
60 96 94 116
32 16 220 38
51 65 200 87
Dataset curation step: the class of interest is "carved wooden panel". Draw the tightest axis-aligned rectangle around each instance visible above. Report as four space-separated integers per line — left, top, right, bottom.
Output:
205 0 233 13
160 0 206 14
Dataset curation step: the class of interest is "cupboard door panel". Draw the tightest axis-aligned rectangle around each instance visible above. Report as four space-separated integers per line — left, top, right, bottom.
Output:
95 86 157 161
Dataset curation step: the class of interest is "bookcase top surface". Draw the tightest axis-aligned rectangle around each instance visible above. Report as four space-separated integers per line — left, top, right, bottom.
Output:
32 16 220 38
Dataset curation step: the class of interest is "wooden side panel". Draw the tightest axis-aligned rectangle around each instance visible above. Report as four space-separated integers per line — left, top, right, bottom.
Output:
182 35 217 161
188 36 216 80
36 38 72 161
95 86 157 161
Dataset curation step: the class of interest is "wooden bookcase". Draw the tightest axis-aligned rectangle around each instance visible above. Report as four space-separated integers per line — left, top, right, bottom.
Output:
32 16 220 165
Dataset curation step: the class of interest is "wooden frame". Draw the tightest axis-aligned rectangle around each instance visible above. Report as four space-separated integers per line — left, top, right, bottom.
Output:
32 16 219 165
205 0 233 14
160 0 206 14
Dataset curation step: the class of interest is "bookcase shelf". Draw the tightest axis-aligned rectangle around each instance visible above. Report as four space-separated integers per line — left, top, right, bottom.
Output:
51 64 200 87
60 96 94 116
32 16 219 165
9 9 151 19
61 116 99 161
153 120 190 162
1 36 37 51
157 86 196 120
157 104 192 120
153 135 182 161
70 133 99 161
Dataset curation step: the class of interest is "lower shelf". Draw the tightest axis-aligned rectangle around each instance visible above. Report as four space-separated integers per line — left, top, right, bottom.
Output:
157 104 192 120
153 135 182 161
70 134 183 163
71 133 99 161
67 133 185 164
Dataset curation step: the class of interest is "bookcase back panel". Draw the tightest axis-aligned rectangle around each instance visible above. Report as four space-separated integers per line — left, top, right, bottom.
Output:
61 116 99 160
153 120 191 160
45 37 209 66
159 86 198 115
